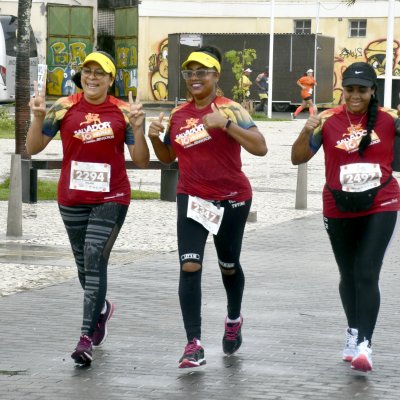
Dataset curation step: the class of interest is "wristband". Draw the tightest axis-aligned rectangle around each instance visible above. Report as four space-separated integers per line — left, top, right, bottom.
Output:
223 118 232 131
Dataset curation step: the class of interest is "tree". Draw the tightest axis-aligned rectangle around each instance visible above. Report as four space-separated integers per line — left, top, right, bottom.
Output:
224 48 257 103
15 0 33 158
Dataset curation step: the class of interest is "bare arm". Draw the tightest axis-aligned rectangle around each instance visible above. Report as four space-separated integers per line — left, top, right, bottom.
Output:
148 112 176 164
291 115 321 165
203 103 267 156
26 81 53 155
127 92 150 168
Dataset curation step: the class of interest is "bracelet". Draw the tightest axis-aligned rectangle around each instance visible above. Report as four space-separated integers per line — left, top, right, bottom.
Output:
223 118 232 131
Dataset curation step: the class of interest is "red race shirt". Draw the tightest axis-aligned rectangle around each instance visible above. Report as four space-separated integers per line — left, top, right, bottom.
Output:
310 105 400 218
43 94 134 206
165 96 256 201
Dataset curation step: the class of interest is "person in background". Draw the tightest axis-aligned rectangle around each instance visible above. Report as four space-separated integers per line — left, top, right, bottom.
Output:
291 61 400 373
26 51 150 366
148 45 267 368
254 67 269 113
292 68 317 119
240 68 253 100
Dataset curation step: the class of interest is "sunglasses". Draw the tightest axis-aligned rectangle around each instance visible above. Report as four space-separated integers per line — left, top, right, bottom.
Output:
181 69 216 80
81 67 108 78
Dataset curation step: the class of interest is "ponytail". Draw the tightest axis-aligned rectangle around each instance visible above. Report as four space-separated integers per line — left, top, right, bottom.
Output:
358 89 379 157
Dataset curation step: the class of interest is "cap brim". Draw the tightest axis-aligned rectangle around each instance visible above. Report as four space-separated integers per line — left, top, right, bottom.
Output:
342 77 374 87
82 53 116 77
182 52 221 72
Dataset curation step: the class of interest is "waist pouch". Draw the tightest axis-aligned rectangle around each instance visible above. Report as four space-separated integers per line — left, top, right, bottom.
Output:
326 176 392 213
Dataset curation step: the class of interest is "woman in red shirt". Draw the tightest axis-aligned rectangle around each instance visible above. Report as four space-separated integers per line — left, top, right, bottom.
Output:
26 51 149 366
292 61 400 373
148 45 267 368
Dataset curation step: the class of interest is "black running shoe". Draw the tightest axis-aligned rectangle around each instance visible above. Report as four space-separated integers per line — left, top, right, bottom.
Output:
178 338 206 368
222 315 243 355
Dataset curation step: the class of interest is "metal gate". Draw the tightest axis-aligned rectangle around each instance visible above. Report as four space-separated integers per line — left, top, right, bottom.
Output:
46 4 93 96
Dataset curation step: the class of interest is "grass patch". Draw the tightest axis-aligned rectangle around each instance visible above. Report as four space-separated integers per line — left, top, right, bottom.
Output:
0 178 159 201
251 112 289 121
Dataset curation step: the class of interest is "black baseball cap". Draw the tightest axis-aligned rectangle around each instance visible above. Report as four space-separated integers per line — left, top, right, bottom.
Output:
342 62 377 87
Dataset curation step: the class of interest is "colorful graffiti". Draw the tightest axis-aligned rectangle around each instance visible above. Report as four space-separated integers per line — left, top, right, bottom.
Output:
46 41 90 96
115 44 138 97
148 38 168 100
333 38 400 105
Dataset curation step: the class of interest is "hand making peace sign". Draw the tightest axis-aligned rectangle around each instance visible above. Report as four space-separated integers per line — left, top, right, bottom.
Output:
29 80 47 119
127 91 146 129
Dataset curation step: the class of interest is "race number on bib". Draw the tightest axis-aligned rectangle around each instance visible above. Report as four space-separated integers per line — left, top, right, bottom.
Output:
187 195 224 235
70 161 111 192
340 163 382 192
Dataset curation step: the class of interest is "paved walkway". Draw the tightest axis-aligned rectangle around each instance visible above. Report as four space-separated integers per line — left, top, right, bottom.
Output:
2 214 400 399
1 115 400 399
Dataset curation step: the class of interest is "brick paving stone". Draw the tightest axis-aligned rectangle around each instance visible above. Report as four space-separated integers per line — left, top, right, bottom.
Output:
1 213 400 399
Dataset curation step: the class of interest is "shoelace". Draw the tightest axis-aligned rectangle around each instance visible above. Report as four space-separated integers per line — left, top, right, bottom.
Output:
80 335 93 346
184 340 200 354
346 331 357 348
225 322 241 341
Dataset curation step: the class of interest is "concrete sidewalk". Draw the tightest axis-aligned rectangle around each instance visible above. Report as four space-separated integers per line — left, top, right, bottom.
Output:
1 213 400 400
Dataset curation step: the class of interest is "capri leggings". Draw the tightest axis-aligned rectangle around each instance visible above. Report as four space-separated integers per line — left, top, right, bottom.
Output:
324 211 397 345
177 193 252 341
59 202 128 336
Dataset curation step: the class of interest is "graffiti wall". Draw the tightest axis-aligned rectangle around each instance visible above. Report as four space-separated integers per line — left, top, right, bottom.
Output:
333 39 400 105
148 38 168 100
47 40 92 96
115 42 138 97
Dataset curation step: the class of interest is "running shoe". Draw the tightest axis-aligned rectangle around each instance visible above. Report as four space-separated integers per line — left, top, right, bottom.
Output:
291 112 296 120
222 315 243 355
178 338 206 368
71 335 93 366
92 299 115 347
351 340 372 372
342 328 358 362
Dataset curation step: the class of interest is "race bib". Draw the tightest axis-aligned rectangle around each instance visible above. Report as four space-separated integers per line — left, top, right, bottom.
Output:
308 89 313 94
187 195 224 235
340 163 382 192
70 161 111 192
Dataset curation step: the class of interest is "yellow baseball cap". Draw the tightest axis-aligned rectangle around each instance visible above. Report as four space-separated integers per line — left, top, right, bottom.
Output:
82 52 116 78
182 51 221 73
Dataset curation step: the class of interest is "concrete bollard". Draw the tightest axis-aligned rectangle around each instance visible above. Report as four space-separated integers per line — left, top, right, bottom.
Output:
295 163 308 210
6 154 23 237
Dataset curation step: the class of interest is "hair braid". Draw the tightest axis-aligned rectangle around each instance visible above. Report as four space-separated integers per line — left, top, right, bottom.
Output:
358 90 379 156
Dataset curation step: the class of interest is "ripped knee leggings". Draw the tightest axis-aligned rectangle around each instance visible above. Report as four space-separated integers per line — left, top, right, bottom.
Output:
176 194 251 341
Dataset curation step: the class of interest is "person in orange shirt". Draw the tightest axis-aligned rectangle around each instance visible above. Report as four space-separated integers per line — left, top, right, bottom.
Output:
291 68 317 119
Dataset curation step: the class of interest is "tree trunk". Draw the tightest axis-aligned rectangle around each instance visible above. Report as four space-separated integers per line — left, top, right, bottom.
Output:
15 0 33 158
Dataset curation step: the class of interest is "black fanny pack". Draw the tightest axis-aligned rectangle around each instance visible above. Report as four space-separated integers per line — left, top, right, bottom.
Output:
326 176 392 213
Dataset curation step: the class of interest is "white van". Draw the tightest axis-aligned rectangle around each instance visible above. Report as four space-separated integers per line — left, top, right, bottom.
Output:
0 15 38 103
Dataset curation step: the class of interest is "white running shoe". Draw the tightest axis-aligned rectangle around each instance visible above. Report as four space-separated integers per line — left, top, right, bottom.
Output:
342 328 358 362
351 340 372 372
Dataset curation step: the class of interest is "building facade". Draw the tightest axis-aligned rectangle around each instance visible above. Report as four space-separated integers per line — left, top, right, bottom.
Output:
0 0 399 104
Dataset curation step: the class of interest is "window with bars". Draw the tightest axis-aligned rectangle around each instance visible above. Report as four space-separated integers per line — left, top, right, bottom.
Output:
349 20 367 37
98 9 115 36
294 20 311 34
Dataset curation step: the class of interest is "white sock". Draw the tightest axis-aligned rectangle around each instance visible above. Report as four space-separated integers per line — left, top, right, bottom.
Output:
227 316 241 324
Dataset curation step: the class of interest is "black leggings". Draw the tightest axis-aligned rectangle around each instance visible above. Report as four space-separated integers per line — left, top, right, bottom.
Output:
177 194 251 342
324 212 397 344
59 202 128 336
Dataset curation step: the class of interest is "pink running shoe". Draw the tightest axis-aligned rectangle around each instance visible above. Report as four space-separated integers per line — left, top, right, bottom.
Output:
71 335 93 366
92 299 115 347
222 315 243 355
351 340 373 372
178 338 206 368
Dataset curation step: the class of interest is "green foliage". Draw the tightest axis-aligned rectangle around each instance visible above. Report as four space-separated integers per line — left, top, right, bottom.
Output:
224 48 257 102
0 178 160 201
0 107 15 132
